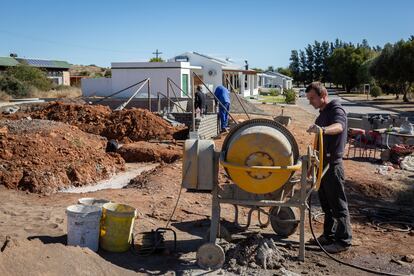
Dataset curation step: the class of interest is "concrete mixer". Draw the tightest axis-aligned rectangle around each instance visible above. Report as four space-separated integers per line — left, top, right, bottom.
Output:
182 118 324 269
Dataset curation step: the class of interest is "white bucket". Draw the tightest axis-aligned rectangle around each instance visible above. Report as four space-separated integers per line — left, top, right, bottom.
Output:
66 204 102 251
77 198 110 208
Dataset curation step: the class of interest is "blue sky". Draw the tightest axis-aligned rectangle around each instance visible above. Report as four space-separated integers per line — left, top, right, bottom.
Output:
1 0 413 68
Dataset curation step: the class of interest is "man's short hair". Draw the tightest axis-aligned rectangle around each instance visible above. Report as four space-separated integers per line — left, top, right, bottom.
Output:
197 85 203 91
305 82 327 96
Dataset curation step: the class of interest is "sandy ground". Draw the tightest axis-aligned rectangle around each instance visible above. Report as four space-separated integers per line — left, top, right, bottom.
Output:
0 103 413 275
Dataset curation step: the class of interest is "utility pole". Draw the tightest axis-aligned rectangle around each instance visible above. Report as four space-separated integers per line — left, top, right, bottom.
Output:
152 49 163 59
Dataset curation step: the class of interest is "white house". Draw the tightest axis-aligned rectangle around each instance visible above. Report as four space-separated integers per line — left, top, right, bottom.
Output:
81 51 259 99
258 71 293 90
82 61 201 98
170 52 259 97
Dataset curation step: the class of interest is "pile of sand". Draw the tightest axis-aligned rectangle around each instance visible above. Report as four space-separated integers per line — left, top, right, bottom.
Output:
0 119 125 194
0 238 136 276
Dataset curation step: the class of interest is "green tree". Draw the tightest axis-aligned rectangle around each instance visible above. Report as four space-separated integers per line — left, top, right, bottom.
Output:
370 38 414 102
327 46 374 92
289 50 300 85
305 44 314 83
149 57 164 62
276 67 292 77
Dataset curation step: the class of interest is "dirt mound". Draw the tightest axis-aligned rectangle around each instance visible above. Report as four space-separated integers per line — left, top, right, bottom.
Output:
4 102 188 141
0 119 125 194
117 142 182 163
0 238 136 276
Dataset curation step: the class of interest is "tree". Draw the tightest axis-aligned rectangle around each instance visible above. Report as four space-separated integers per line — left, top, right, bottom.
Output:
313 41 323 81
276 67 292 77
370 38 414 102
327 45 374 92
266 66 274 72
305 44 314 83
299 50 307 85
321 41 331 83
149 57 164 62
289 50 300 85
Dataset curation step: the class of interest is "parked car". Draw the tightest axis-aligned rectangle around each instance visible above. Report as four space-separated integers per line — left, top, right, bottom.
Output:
299 88 306 97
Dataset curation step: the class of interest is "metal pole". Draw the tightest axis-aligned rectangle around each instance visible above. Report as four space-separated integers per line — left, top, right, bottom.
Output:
157 92 161 112
114 79 149 111
299 156 307 261
167 78 171 112
191 76 196 131
192 72 238 125
158 92 186 112
168 79 185 111
93 78 147 104
225 75 250 119
148 78 151 112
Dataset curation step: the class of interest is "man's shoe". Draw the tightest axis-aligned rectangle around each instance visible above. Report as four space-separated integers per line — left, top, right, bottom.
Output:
308 235 334 246
323 242 350 254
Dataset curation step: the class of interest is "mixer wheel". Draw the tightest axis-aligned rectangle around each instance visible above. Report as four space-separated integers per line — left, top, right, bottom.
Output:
269 206 299 237
196 243 225 270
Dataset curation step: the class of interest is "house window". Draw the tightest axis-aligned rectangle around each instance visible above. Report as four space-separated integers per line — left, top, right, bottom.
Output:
181 74 189 96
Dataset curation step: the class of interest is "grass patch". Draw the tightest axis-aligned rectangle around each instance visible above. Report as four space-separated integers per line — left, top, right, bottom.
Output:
259 95 286 103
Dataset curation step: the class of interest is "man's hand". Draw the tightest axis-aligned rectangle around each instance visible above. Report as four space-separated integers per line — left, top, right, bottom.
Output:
307 124 321 134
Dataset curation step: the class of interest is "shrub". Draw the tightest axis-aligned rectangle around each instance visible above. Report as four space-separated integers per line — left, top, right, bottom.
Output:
284 88 296 104
0 90 11 101
269 88 280 96
5 64 52 91
370 86 382 98
0 75 30 98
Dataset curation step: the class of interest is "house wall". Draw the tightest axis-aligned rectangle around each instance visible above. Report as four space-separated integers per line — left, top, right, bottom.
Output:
63 71 70 86
181 53 223 90
81 78 112 97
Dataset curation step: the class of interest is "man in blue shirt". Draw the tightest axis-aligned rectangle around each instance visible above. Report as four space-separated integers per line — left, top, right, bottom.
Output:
214 85 231 132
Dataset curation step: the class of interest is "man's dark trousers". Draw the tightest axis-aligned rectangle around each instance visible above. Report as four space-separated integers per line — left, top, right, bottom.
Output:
318 161 352 246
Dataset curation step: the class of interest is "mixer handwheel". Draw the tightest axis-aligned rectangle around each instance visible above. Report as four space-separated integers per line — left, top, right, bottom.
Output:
196 243 225 270
269 206 299 237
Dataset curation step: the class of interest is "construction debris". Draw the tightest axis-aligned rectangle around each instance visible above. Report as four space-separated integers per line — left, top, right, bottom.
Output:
117 141 182 163
224 234 291 271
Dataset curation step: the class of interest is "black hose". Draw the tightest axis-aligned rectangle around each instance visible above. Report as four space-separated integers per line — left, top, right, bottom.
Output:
308 195 409 276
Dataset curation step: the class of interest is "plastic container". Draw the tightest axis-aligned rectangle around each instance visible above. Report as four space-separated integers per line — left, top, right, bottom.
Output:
99 203 136 252
78 198 110 208
66 204 102 251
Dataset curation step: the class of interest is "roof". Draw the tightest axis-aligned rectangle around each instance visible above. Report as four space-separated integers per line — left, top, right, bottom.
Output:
171 52 245 70
111 61 201 70
0 57 19 67
262 71 293 80
16 58 71 69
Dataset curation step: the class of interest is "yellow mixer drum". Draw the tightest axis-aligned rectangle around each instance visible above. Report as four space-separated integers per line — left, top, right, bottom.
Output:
222 119 299 194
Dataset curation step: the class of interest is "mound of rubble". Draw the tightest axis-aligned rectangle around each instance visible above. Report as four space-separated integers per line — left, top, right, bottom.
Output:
116 141 182 163
4 102 188 142
224 234 291 272
0 119 125 194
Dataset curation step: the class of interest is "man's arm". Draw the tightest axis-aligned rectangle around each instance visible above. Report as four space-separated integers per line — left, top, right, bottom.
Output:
322 123 343 135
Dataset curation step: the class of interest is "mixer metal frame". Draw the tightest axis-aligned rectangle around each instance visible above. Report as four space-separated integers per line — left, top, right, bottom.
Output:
208 153 316 261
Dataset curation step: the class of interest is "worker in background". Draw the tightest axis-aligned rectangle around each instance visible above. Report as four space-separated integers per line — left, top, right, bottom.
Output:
194 85 206 117
214 85 231 133
305 82 352 253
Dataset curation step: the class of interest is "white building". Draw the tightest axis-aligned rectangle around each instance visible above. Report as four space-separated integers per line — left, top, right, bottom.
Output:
258 71 293 91
81 51 259 99
82 61 201 98
170 52 259 97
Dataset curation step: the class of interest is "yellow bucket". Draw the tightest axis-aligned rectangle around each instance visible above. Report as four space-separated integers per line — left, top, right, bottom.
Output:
100 203 137 252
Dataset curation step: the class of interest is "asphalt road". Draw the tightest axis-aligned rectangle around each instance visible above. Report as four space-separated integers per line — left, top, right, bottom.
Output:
296 94 397 116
